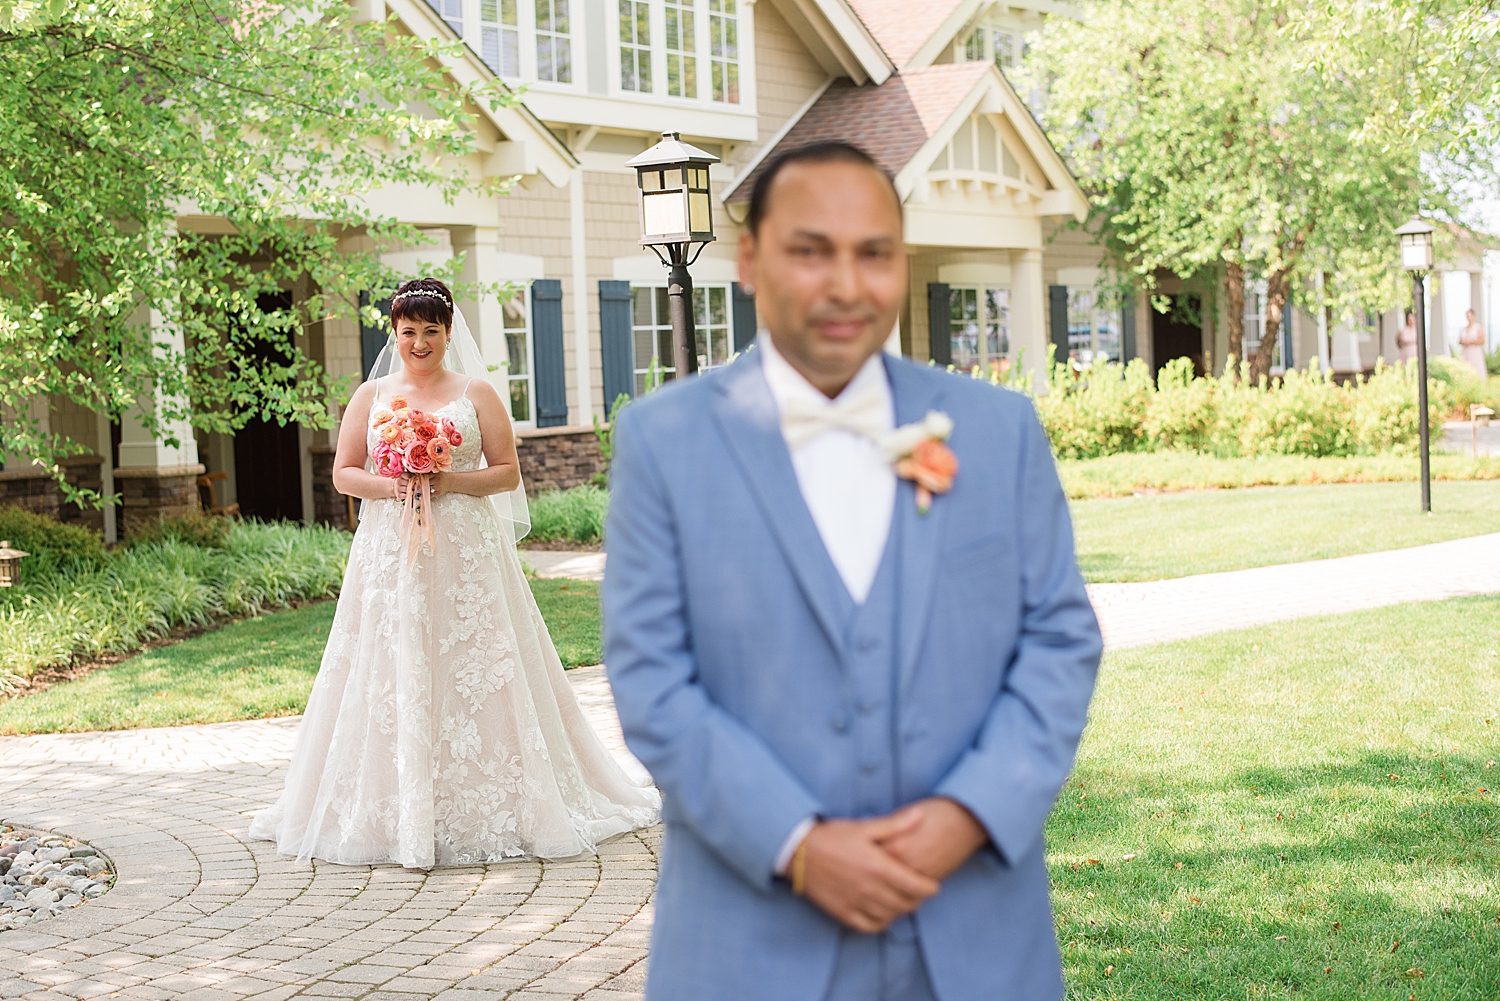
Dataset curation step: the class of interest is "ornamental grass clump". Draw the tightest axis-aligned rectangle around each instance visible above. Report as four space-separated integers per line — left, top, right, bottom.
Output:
526 485 609 544
0 518 349 692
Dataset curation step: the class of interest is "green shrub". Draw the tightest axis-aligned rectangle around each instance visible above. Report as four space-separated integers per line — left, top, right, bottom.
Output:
526 485 609 544
126 510 233 550
0 505 108 583
989 357 1454 460
0 519 349 691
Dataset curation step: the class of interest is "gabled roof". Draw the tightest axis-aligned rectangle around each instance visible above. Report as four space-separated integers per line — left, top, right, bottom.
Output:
388 0 578 186
723 61 1087 223
725 63 991 202
766 0 894 85
844 0 969 68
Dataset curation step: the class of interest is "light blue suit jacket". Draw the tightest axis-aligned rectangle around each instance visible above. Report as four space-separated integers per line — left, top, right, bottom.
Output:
602 349 1102 1001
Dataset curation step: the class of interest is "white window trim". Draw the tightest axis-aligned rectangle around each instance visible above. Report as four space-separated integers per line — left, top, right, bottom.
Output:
604 0 755 109
502 285 538 427
630 281 734 390
459 0 581 90
948 283 1012 371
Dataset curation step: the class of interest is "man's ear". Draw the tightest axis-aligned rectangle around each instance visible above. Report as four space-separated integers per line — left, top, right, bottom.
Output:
737 231 757 289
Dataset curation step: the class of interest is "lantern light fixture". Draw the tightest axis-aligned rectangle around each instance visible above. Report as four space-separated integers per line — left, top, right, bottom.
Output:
627 132 720 247
0 540 28 588
1395 217 1435 272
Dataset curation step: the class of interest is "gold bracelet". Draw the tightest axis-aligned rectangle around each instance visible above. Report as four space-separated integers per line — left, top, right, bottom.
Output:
790 840 808 896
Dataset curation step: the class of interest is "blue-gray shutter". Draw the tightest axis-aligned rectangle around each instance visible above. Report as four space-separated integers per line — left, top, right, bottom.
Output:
732 282 758 352
1120 292 1137 363
531 279 568 427
358 291 390 381
927 283 951 366
1049 285 1070 362
599 280 633 416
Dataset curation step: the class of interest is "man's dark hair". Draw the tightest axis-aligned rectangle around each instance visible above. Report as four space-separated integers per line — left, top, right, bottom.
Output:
746 141 900 235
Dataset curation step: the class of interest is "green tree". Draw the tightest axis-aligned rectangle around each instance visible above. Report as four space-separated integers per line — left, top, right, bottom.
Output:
1025 0 1498 380
0 0 509 497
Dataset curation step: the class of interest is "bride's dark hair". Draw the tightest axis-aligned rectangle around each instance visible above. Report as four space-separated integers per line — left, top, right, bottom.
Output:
390 277 454 329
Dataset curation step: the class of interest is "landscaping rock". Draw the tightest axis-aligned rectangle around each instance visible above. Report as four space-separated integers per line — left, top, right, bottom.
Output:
0 825 113 933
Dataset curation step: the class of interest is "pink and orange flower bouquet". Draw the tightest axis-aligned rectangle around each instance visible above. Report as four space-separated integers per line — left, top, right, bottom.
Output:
371 395 462 563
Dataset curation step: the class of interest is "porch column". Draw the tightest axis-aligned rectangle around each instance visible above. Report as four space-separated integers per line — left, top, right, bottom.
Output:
1010 249 1047 393
114 299 203 536
1471 269 1486 343
568 167 594 424
452 225 511 396
1429 271 1447 355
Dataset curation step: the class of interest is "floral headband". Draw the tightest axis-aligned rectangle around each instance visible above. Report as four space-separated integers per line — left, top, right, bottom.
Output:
392 288 451 307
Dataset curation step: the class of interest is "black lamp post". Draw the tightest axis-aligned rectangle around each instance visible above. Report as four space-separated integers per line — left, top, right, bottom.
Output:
626 132 720 380
1396 217 1435 513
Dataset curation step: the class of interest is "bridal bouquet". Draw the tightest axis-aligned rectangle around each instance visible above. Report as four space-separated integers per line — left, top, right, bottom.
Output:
371 395 462 562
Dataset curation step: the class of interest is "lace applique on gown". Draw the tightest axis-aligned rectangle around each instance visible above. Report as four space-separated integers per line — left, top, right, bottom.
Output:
249 395 660 867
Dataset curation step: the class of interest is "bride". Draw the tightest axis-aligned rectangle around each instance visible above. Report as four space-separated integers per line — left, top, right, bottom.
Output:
249 277 659 868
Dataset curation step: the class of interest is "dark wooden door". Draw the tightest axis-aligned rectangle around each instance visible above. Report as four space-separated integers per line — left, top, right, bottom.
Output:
1151 294 1205 377
233 292 303 523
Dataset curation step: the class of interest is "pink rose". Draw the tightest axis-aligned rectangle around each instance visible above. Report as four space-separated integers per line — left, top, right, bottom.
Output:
397 428 416 448
429 436 453 471
388 394 408 411
407 408 427 426
414 420 437 441
404 437 436 474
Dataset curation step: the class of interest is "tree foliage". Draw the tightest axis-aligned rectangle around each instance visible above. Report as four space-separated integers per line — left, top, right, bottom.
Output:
0 0 509 495
1025 0 1499 379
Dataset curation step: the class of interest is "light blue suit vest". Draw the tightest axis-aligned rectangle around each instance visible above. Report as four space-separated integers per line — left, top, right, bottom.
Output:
603 350 1102 1001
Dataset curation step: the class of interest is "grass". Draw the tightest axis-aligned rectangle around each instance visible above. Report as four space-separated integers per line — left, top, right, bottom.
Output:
0 578 603 735
1072 479 1500 582
1048 595 1500 1000
1058 452 1500 500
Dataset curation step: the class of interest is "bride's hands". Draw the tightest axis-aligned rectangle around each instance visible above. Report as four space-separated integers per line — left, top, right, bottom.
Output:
395 472 447 499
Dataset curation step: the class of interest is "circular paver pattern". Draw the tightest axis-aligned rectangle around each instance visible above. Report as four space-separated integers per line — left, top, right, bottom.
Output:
0 666 657 1001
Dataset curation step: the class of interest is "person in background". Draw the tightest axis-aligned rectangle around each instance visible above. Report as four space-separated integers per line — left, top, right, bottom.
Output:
1397 310 1419 364
1459 308 1487 378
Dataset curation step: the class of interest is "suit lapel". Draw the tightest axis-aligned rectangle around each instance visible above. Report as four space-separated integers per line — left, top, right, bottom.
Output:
711 353 854 658
884 356 950 696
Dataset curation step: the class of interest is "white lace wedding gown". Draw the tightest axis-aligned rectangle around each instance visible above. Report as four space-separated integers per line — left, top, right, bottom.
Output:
249 392 660 868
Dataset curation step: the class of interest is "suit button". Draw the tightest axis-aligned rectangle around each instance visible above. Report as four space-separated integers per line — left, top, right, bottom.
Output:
855 698 877 715
855 637 879 653
861 761 879 774
830 715 849 734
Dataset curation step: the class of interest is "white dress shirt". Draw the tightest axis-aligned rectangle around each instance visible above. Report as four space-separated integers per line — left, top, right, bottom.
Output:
758 333 897 875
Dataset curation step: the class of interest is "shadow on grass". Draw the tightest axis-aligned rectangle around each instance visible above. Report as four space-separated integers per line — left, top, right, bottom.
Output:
1047 750 1500 1000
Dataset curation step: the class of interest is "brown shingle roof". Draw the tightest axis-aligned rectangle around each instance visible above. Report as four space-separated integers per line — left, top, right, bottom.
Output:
846 0 968 68
725 63 990 203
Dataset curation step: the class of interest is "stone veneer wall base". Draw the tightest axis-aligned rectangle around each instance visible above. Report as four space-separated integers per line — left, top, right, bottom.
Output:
0 455 106 535
112 464 205 538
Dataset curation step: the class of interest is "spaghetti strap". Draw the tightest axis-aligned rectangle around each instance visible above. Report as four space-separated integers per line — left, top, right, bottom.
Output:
462 377 474 399
373 376 382 402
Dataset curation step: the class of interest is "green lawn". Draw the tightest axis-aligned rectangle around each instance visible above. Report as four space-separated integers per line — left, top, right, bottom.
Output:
1058 451 1500 500
1073 479 1499 582
1050 595 1500 1000
0 578 602 735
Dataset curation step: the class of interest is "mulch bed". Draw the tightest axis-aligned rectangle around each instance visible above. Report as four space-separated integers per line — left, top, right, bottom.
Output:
521 539 602 552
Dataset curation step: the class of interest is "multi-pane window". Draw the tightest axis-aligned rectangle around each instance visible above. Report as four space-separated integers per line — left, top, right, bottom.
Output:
707 0 739 103
480 0 520 77
619 0 651 92
503 289 534 425
1241 281 1290 370
1067 288 1122 364
991 28 1016 69
535 0 571 83
949 287 1010 373
963 27 984 62
438 0 462 36
665 0 697 98
631 284 732 394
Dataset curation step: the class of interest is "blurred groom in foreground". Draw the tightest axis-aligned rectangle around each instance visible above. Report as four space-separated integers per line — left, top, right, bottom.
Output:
603 141 1102 1001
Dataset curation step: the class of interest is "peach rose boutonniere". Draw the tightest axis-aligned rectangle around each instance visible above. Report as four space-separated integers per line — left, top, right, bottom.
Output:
881 411 958 515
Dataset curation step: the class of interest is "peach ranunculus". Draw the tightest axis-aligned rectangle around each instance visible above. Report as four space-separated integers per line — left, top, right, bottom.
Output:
373 408 395 428
407 408 427 426
429 436 453 471
388 394 409 411
379 421 403 445
397 427 417 449
404 437 436 474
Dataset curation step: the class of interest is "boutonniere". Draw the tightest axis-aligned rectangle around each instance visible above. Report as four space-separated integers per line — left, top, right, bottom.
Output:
882 411 958 515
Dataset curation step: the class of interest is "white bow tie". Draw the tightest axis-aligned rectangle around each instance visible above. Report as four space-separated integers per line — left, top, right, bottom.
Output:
779 381 891 450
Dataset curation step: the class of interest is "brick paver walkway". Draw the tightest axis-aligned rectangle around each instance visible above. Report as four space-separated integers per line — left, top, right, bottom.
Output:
6 533 1500 999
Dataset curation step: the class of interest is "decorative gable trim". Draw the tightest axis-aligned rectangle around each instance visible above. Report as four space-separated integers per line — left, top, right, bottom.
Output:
384 0 579 187
767 0 894 85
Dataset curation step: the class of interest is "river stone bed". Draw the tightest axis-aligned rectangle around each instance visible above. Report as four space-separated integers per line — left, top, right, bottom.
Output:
0 823 114 931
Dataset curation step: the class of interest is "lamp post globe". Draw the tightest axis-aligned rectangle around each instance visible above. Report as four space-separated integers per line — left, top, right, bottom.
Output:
626 132 721 381
1395 217 1435 513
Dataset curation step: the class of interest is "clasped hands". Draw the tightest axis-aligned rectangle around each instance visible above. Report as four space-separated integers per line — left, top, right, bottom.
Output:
795 797 989 934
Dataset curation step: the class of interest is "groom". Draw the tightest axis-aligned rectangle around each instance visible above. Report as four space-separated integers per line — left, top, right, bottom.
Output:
602 142 1102 1001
